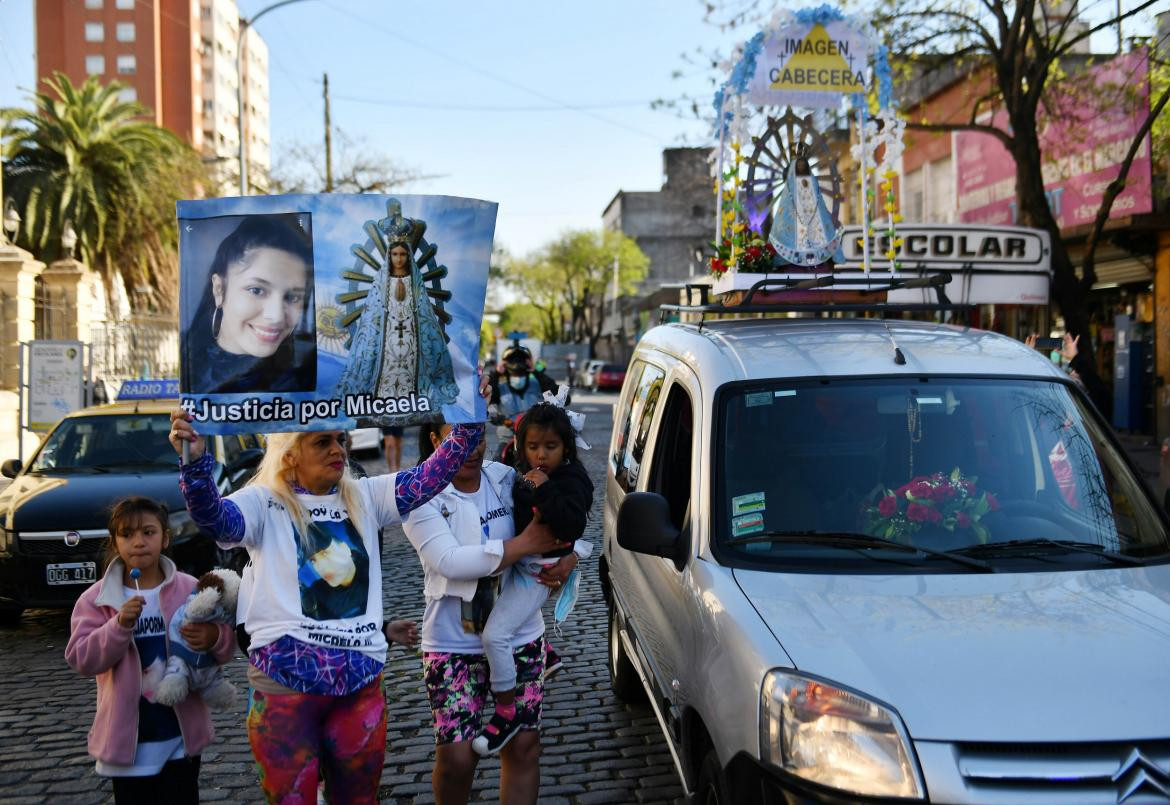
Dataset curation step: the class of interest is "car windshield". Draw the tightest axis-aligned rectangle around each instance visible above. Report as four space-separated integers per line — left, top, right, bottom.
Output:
715 377 1170 572
29 414 177 472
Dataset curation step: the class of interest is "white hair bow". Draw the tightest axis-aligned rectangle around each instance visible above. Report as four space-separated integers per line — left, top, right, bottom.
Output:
542 386 591 451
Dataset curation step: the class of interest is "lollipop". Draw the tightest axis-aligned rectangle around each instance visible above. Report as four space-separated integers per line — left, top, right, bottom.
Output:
129 567 141 593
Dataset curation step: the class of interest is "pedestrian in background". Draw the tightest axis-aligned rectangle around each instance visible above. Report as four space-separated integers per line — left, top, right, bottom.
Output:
66 497 235 804
168 411 482 804
382 425 405 473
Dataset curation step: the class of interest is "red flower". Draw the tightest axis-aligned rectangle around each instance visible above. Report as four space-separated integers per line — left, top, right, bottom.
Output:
878 496 898 517
710 258 726 275
746 246 762 261
956 512 971 528
765 243 777 255
908 481 933 499
906 503 932 522
985 493 999 512
927 507 943 523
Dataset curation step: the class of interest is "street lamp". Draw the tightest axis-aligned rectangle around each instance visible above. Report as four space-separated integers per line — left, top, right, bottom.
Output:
237 0 314 195
61 220 77 258
2 199 20 245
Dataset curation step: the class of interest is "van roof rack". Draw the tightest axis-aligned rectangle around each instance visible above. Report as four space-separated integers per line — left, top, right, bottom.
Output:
658 271 976 325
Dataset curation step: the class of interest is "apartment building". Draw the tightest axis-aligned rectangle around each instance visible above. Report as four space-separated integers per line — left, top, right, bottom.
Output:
36 0 269 192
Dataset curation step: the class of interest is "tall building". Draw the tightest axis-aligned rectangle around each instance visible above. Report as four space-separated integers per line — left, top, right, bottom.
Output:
198 0 269 192
35 0 269 192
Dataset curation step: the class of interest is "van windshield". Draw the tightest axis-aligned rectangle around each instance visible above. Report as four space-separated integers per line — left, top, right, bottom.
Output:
714 378 1170 572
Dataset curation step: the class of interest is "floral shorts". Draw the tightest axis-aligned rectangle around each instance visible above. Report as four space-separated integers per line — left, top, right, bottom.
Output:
423 637 545 744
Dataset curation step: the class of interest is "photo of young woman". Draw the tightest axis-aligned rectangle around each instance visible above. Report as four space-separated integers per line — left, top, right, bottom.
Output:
181 213 317 394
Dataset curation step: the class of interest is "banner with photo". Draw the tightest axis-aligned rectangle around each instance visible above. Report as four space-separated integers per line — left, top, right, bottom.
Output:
177 194 495 434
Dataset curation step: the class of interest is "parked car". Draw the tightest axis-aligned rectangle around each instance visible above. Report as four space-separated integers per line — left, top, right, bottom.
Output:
602 315 1170 803
0 396 264 623
575 359 605 389
348 427 382 457
592 363 627 392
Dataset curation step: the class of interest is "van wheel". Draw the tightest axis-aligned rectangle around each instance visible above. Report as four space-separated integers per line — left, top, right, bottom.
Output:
608 601 645 703
695 749 730 805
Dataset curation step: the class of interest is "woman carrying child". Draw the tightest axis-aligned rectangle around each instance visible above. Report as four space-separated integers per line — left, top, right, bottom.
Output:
473 395 593 756
66 497 236 804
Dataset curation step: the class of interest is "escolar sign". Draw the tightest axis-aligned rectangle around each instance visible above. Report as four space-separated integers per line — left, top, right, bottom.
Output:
749 21 870 107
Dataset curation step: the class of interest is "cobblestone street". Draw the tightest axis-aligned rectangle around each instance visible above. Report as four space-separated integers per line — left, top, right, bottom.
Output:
0 393 685 804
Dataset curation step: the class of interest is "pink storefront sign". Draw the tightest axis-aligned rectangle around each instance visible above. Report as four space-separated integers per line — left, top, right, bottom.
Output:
956 51 1153 229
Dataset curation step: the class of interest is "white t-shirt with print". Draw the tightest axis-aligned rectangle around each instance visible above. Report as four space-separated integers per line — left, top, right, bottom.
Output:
225 475 397 662
421 477 544 654
95 586 185 777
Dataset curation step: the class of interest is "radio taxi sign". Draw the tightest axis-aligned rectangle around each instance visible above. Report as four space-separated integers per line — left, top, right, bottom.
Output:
748 20 870 107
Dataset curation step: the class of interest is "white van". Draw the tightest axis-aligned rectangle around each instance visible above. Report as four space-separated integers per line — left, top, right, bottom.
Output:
602 311 1170 804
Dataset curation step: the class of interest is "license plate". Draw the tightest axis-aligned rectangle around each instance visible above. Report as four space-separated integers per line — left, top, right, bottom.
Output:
46 562 97 585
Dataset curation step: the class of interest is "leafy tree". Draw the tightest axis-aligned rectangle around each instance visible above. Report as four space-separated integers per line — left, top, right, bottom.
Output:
502 254 566 343
2 74 205 310
505 230 649 351
498 302 548 342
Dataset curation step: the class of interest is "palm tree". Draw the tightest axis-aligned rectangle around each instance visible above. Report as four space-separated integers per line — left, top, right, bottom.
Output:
1 73 205 310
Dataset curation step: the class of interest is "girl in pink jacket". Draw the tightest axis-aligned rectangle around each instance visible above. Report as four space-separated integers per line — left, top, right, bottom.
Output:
65 497 234 804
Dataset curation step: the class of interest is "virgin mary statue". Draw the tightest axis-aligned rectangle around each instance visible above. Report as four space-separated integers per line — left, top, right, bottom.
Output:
767 158 844 268
336 201 458 418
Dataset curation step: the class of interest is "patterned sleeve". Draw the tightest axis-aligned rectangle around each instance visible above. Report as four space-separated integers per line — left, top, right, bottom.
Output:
179 451 245 544
394 423 484 517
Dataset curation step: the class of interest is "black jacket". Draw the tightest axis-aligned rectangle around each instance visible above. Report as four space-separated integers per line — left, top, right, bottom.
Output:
512 459 592 558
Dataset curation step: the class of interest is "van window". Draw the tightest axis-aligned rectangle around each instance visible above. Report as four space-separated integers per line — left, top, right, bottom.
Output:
647 384 694 533
713 377 1170 571
612 362 666 493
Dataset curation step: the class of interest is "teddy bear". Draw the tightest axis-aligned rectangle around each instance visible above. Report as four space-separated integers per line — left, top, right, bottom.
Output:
154 568 240 709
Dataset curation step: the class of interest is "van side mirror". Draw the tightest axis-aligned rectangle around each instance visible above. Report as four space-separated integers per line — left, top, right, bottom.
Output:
617 492 687 571
1 459 21 479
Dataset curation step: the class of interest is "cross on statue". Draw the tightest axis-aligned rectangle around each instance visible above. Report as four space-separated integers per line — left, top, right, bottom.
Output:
394 318 409 341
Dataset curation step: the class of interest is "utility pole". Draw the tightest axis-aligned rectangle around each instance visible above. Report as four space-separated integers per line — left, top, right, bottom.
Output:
323 72 334 193
611 255 619 319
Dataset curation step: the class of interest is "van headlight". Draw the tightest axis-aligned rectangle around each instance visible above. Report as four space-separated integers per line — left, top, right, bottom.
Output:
760 670 923 799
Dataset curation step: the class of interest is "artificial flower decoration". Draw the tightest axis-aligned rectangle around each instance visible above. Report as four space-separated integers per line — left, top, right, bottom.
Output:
863 468 998 544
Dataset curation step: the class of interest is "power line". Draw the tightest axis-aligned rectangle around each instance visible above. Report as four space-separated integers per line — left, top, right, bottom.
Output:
319 0 663 141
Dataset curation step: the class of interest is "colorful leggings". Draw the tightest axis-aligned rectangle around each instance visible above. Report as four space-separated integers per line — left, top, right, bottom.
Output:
247 675 387 805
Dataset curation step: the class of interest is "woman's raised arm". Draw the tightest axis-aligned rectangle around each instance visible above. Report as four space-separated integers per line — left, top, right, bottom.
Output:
394 423 484 517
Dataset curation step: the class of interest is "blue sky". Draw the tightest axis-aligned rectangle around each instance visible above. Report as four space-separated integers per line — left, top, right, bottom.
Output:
1 1 1162 257
0 0 722 256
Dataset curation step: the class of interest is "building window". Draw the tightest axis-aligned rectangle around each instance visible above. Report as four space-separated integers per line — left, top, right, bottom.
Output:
115 0 134 7
85 0 102 8
116 22 135 42
85 55 105 75
117 55 136 75
119 87 137 103
903 168 924 223
84 22 104 42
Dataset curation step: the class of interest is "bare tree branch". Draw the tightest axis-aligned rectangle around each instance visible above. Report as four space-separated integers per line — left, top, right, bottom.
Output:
1081 80 1170 287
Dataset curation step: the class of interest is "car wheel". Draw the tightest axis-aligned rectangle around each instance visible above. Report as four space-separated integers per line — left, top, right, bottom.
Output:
695 748 730 805
608 600 646 703
0 606 24 627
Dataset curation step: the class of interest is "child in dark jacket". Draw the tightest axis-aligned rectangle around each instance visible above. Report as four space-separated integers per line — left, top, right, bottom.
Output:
471 401 593 756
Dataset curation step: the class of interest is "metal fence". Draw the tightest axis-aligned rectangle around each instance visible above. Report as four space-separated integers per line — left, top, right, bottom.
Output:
89 315 180 386
34 279 74 341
